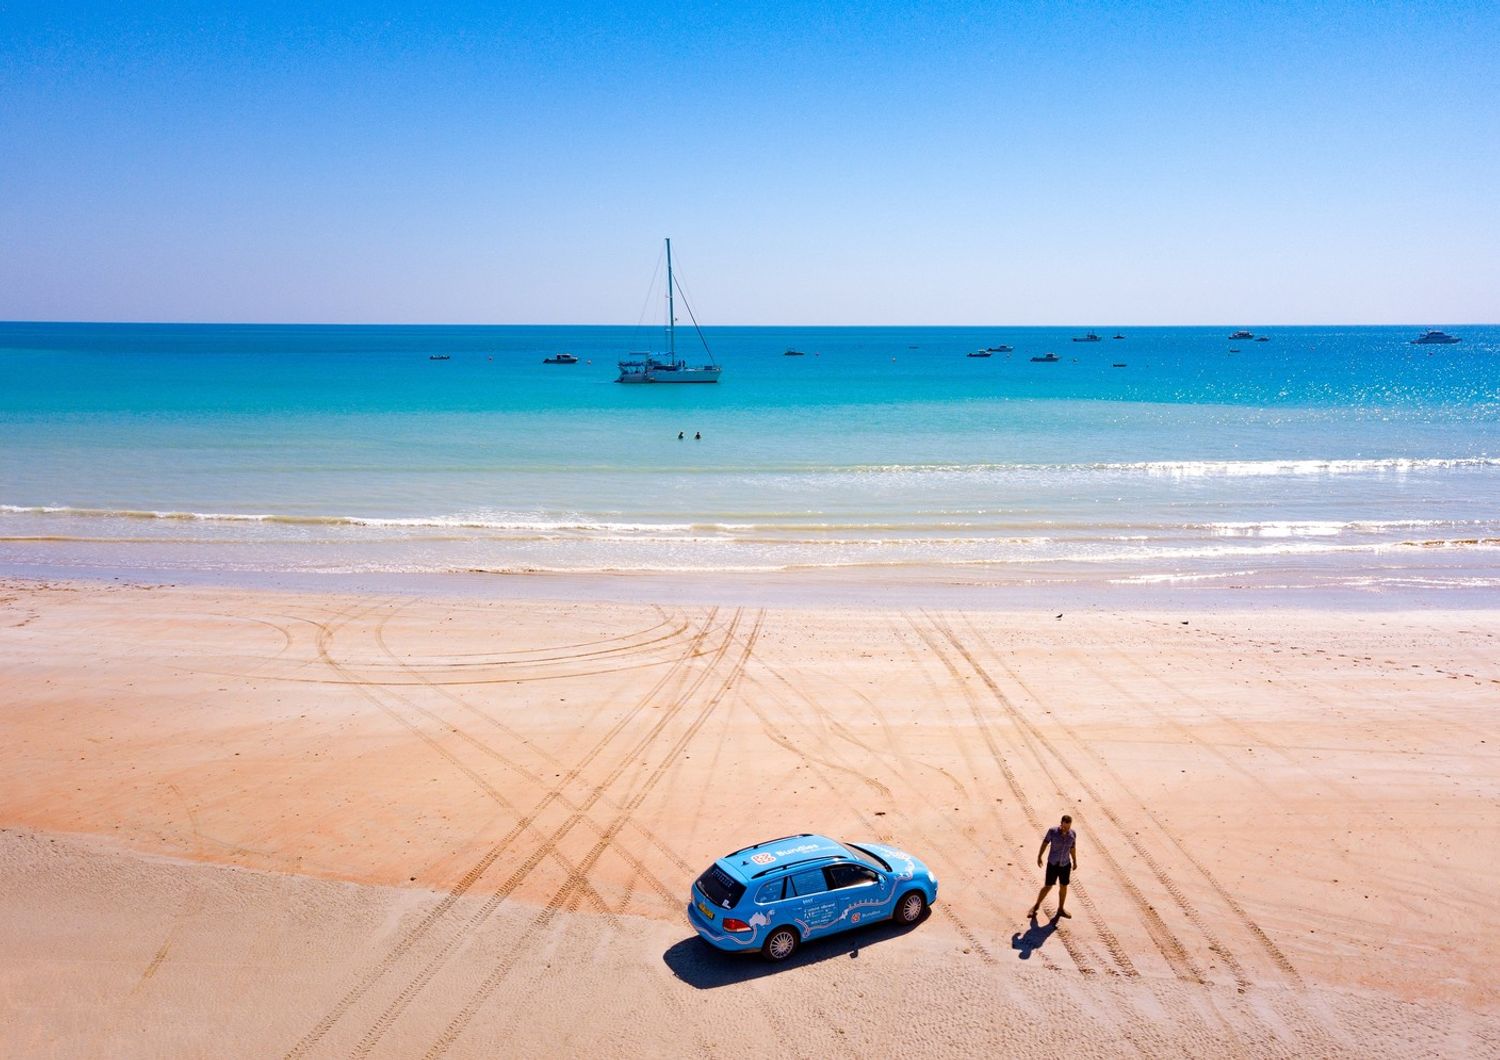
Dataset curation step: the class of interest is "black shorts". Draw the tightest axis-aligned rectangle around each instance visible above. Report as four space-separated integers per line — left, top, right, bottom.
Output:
1045 861 1072 886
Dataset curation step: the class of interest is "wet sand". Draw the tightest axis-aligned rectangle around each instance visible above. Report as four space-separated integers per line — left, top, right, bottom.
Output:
1 579 1496 1056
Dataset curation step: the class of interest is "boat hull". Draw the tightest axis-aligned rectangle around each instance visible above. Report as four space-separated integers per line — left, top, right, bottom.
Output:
615 364 720 380
617 377 720 384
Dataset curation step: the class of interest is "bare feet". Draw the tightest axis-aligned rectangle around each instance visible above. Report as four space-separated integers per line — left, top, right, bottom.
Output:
1026 907 1038 919
1056 908 1072 919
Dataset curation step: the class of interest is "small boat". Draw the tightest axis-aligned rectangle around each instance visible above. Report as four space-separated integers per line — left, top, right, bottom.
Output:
1031 352 1060 363
1229 347 1241 353
1112 363 1127 368
1229 330 1254 340
1112 333 1125 340
1412 329 1461 345
616 239 722 384
783 349 805 356
543 353 579 364
967 350 992 358
1072 332 1101 342
1255 336 1269 342
428 355 451 361
986 345 1013 352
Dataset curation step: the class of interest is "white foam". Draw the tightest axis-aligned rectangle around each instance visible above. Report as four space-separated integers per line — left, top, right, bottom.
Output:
838 456 1500 477
1110 570 1260 585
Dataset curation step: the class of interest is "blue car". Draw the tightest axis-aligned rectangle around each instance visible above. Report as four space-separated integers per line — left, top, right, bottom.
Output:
687 833 939 961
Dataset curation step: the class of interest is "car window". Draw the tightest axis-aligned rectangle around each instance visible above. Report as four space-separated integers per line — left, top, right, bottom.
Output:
827 863 880 889
695 864 746 909
755 879 787 904
788 869 828 897
845 842 891 872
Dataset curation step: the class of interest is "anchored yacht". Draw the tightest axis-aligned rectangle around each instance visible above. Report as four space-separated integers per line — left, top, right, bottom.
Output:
617 239 722 384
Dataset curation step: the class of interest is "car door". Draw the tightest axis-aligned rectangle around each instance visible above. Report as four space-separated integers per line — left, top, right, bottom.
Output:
787 868 840 937
825 861 887 931
749 875 794 934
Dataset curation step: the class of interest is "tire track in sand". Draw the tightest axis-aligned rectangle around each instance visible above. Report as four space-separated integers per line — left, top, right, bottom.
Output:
920 613 1316 1049
415 611 765 1060
404 609 685 660
958 615 1353 1052
1117 622 1449 877
283 605 724 1060
370 603 696 895
850 619 1083 976
343 614 695 673
939 612 1278 992
1073 634 1316 982
346 610 751 1058
736 647 1005 970
904 615 1122 981
125 782 211 999
922 611 1213 983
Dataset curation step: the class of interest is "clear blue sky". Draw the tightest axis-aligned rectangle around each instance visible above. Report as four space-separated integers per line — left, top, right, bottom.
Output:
2 1 1496 324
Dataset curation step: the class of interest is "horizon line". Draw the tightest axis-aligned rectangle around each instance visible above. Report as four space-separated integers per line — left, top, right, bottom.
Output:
2 319 1494 329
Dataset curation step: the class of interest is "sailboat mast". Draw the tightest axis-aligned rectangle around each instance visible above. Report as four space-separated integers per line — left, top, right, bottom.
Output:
665 237 676 362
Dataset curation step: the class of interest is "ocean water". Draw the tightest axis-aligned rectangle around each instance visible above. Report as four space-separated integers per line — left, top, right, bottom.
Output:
2 321 1498 598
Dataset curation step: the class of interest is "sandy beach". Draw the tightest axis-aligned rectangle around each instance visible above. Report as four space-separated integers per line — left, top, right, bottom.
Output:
1 577 1496 1057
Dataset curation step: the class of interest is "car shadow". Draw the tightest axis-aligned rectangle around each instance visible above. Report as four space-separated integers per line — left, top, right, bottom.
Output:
664 912 928 988
1010 917 1057 959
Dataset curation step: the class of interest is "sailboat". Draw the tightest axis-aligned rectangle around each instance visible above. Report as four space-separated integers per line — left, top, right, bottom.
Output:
617 239 722 384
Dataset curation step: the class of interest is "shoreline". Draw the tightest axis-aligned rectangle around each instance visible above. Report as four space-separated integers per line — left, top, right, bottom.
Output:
5 562 1499 612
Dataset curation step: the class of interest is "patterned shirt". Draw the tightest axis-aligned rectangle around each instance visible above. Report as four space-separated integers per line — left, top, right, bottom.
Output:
1044 826 1076 865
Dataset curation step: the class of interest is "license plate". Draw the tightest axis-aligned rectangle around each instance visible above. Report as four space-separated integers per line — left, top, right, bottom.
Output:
695 898 715 921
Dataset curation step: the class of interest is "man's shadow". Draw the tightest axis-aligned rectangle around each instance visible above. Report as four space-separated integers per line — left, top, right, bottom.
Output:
1010 917 1057 959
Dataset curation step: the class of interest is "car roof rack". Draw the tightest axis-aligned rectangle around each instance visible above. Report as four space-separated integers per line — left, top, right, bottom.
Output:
750 854 847 880
726 833 813 859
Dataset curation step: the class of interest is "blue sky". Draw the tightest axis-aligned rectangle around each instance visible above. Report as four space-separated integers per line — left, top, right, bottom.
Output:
2 2 1496 324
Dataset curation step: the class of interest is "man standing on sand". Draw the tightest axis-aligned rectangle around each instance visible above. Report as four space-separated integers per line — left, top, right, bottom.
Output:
1027 814 1078 921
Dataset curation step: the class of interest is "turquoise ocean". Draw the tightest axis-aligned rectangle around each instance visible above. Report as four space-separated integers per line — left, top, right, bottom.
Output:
2 322 1498 599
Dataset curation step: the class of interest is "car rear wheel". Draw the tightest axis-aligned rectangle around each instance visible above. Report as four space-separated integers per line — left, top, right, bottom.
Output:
894 890 927 924
762 926 799 962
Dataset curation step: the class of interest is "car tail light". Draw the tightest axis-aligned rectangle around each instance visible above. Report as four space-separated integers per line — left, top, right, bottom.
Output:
722 918 753 932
